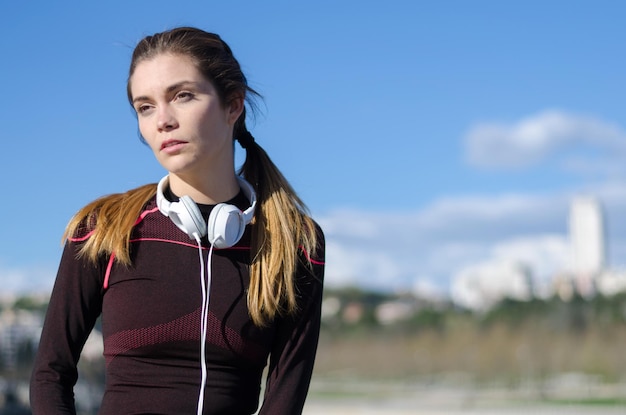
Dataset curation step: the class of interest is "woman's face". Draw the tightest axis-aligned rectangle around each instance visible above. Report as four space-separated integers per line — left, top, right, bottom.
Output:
129 53 242 179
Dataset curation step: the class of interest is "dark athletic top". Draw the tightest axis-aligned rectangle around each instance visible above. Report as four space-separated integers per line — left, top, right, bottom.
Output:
29 191 325 414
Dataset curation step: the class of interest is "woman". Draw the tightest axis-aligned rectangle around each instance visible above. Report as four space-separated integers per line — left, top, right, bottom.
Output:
30 27 325 415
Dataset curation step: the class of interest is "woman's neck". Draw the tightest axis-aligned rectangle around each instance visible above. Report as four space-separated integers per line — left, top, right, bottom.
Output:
167 171 240 205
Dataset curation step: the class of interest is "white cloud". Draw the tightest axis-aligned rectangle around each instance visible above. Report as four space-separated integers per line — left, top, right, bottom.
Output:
464 110 626 170
318 192 566 293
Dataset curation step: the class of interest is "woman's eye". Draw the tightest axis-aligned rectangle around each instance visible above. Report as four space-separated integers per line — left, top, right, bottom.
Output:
136 104 152 114
175 91 194 101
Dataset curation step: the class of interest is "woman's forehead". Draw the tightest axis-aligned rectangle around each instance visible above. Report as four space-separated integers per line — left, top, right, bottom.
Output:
130 54 205 94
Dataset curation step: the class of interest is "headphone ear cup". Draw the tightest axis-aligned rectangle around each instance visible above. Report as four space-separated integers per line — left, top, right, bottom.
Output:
170 196 207 239
156 175 207 240
207 203 245 248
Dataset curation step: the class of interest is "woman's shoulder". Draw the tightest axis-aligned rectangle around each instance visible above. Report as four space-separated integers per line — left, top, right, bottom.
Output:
307 217 325 261
296 217 325 281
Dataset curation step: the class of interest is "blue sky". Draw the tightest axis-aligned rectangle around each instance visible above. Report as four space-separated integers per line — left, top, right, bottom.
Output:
2 1 626 300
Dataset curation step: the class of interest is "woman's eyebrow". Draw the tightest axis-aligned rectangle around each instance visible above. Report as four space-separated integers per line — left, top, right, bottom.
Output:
165 80 197 93
132 81 199 104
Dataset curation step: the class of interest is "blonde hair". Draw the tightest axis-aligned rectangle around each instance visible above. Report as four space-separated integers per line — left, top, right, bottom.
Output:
65 27 319 327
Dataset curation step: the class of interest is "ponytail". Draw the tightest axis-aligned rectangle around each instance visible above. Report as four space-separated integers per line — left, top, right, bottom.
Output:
236 129 319 326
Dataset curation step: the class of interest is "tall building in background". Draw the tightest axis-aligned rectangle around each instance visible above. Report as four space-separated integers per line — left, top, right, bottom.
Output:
568 197 606 295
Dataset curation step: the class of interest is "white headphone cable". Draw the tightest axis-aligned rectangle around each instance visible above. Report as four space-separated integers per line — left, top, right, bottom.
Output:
195 234 214 415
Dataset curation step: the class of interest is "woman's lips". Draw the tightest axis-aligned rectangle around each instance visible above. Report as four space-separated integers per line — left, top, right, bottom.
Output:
160 139 187 153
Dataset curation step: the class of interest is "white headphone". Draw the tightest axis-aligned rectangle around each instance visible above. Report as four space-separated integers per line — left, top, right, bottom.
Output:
156 175 257 248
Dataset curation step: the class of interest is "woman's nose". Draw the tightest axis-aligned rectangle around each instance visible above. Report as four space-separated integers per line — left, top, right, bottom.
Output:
157 107 178 131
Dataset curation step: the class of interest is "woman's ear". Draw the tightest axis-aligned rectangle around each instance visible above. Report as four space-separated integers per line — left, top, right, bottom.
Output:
227 95 245 125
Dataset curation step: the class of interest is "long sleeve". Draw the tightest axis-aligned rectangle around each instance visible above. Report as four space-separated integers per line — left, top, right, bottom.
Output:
29 241 104 414
258 231 325 415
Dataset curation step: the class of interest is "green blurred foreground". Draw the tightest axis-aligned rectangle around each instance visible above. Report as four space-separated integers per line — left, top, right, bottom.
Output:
316 288 626 382
311 288 626 411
